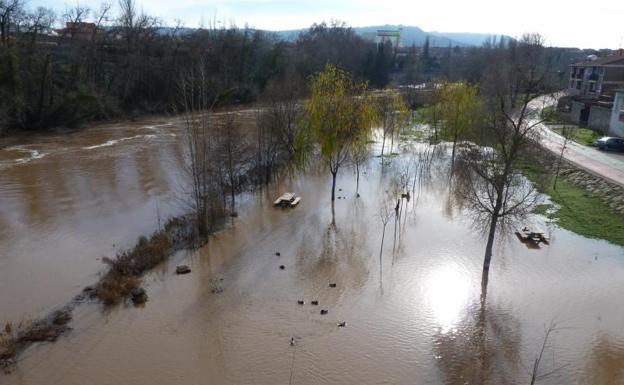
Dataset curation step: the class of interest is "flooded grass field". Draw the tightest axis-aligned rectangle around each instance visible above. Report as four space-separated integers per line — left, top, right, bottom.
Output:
1 115 624 384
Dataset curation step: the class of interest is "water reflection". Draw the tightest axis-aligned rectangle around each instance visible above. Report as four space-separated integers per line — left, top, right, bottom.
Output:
425 263 472 334
433 302 522 385
587 335 624 385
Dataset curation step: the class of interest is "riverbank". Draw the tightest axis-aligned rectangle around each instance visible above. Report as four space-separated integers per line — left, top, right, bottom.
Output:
521 150 624 246
0 103 259 148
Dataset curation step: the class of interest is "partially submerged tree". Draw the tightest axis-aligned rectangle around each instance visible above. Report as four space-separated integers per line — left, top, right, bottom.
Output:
350 131 370 196
438 81 480 167
417 86 443 143
378 192 395 281
455 34 554 300
178 60 221 238
216 114 248 216
306 64 377 201
256 65 308 183
377 89 410 157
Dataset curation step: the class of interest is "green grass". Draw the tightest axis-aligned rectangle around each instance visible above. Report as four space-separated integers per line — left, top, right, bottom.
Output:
551 126 602 146
521 160 624 246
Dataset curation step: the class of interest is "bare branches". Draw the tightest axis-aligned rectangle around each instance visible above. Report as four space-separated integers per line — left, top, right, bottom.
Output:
178 60 221 237
0 0 23 46
527 319 570 385
451 34 555 299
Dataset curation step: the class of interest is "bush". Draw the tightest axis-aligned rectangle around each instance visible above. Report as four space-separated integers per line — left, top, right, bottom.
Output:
96 273 141 305
96 230 171 305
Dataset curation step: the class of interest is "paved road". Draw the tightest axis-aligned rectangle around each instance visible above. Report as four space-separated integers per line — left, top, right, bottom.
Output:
529 95 624 187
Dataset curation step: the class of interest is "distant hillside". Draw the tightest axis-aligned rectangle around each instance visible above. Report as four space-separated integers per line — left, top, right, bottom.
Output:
428 31 503 46
274 25 508 47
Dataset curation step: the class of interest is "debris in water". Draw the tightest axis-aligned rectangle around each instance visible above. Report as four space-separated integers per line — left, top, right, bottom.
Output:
276 252 281 256
311 300 319 306
290 337 295 346
131 288 148 305
176 265 191 275
329 283 336 288
337 321 346 327
339 188 342 191
279 265 285 270
297 300 304 305
320 309 328 315
210 278 223 293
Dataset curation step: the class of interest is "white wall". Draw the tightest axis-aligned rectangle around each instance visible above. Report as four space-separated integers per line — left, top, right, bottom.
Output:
609 91 624 137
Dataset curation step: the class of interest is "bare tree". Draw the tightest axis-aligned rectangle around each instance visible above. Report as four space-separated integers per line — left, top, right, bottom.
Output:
455 34 554 300
216 113 248 216
0 0 22 46
62 4 90 42
377 89 409 157
378 193 394 283
350 136 369 196
419 85 443 143
256 66 307 184
178 61 221 237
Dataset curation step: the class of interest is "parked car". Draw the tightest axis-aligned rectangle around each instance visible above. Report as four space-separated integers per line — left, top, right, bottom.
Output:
595 137 624 152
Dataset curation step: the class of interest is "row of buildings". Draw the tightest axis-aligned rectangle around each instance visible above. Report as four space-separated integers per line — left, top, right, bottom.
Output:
564 50 624 137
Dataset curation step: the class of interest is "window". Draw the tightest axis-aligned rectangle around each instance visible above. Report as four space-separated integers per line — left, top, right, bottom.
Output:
576 81 582 89
589 82 596 92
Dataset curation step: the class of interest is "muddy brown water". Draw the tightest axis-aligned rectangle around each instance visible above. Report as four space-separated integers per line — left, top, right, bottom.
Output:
1 117 624 384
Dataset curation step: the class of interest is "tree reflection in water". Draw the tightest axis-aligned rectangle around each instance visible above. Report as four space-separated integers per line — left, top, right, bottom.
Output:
587 335 624 385
433 302 522 385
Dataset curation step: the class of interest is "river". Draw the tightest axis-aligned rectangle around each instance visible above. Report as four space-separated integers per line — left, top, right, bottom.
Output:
1 115 624 384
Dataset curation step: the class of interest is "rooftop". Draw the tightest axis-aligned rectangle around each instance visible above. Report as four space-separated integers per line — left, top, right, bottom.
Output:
572 52 624 67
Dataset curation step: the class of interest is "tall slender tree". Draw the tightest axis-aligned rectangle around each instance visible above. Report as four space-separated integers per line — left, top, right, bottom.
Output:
305 64 377 201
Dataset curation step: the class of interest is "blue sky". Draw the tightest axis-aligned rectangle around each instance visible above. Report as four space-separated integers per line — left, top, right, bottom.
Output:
37 0 624 49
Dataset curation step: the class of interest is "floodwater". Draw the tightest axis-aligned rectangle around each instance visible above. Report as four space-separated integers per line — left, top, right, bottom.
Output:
2 116 624 384
0 117 186 324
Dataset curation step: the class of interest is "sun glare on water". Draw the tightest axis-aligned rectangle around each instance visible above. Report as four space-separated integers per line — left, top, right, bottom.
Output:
424 263 472 334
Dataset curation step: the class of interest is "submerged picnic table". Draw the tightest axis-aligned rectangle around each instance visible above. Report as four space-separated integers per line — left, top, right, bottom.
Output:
274 192 302 207
517 225 549 244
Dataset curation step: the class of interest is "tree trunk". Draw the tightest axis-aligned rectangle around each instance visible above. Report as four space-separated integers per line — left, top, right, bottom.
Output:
37 55 50 126
230 185 235 214
331 170 337 201
481 210 500 301
554 138 568 191
356 163 360 194
433 104 439 142
379 223 387 264
553 162 561 191
451 132 458 168
381 132 386 157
